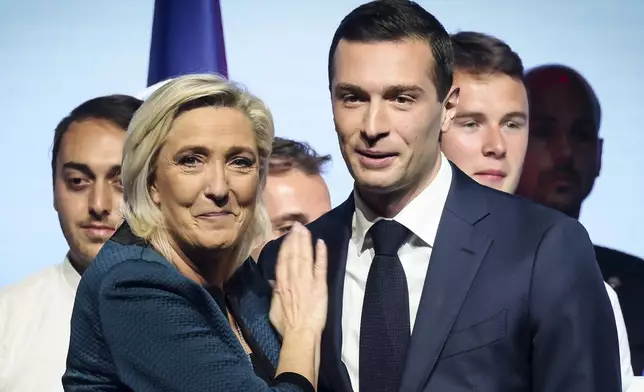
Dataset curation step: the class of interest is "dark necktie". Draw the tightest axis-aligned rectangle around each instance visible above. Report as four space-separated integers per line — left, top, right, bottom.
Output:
359 219 411 392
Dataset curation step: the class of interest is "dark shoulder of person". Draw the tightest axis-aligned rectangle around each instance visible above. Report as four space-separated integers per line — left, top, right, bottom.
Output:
595 245 644 283
81 222 162 286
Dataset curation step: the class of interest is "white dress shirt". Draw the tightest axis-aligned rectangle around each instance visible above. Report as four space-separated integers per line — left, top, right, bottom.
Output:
0 257 80 392
341 153 452 392
605 282 636 391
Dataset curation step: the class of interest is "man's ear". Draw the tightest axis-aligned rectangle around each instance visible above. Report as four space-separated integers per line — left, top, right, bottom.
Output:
595 137 603 178
440 86 460 134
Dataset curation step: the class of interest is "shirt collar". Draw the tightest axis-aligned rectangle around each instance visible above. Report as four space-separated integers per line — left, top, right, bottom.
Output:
61 254 82 292
352 152 452 254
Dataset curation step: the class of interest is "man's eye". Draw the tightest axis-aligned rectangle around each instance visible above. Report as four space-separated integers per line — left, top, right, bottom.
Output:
278 226 293 235
343 94 359 103
394 96 413 105
462 121 478 128
67 178 89 189
504 121 522 130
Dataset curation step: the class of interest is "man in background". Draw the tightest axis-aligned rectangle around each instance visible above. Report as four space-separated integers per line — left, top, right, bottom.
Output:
442 31 636 389
0 95 143 392
263 137 332 238
516 64 644 375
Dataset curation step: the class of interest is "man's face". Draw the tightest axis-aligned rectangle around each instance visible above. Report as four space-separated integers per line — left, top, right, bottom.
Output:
263 168 331 238
516 71 602 217
330 39 458 201
442 72 529 193
54 119 126 270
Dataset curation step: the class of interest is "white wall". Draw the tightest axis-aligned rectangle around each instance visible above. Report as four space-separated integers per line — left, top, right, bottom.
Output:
0 0 642 286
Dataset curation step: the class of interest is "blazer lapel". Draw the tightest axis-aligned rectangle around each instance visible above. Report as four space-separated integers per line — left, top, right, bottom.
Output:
225 260 282 367
399 166 492 392
316 195 354 392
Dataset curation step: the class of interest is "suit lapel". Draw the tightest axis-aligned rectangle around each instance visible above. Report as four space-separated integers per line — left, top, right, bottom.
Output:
316 195 354 392
399 166 492 392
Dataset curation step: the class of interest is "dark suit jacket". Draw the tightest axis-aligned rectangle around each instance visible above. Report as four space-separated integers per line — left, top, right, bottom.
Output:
63 224 312 392
258 165 621 392
596 245 644 375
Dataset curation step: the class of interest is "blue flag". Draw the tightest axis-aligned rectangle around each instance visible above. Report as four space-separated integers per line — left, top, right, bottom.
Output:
147 0 228 87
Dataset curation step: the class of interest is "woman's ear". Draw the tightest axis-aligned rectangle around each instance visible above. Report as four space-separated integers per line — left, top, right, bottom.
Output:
150 182 161 205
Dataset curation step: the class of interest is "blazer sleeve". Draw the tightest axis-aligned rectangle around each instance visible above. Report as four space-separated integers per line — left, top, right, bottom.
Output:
530 218 622 392
70 259 311 392
258 239 281 282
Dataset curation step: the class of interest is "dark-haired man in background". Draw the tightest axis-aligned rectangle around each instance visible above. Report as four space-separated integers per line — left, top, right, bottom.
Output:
516 64 644 376
259 1 621 391
0 95 142 392
263 137 332 238
443 30 635 391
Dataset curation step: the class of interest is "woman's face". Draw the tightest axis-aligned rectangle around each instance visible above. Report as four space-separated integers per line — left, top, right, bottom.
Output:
151 106 260 257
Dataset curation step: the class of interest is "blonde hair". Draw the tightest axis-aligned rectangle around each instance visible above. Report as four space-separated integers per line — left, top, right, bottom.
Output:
121 73 273 267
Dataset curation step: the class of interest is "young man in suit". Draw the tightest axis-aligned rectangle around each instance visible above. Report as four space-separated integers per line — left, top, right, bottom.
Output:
516 64 644 376
259 1 621 391
442 30 636 391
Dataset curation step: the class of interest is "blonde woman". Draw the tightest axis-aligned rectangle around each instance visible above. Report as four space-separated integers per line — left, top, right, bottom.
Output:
63 74 327 392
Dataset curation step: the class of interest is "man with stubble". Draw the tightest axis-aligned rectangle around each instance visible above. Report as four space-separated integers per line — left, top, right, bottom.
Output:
0 95 142 392
516 64 644 375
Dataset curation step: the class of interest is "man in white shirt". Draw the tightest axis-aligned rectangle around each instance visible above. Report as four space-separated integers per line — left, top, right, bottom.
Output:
442 30 635 391
0 95 142 392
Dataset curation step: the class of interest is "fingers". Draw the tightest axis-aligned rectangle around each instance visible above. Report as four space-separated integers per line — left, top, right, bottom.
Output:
314 239 327 283
287 224 303 288
278 223 324 290
296 223 313 278
275 228 295 291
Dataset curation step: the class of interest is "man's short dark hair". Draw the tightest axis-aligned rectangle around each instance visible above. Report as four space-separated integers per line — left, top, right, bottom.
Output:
524 64 602 131
51 94 143 184
269 137 332 176
451 31 524 80
328 0 454 102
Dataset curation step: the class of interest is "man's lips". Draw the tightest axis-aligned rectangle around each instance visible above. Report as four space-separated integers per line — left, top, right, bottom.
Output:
81 224 116 239
474 170 507 183
356 149 397 159
550 172 577 184
356 149 398 169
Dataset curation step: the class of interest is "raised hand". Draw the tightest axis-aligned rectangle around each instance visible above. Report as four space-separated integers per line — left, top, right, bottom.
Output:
269 223 328 337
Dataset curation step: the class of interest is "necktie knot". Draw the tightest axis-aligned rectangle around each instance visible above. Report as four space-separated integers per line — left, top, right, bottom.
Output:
369 219 409 256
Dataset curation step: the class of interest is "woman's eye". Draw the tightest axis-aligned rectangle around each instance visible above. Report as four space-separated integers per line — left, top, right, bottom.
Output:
179 155 201 167
231 157 253 167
